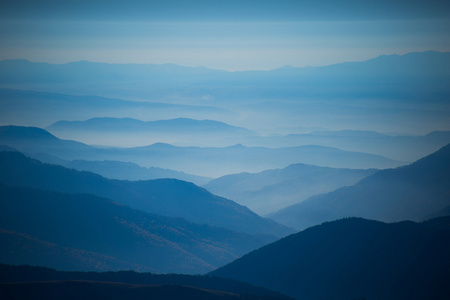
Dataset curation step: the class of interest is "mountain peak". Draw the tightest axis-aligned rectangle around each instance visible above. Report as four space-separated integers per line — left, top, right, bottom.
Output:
0 125 58 140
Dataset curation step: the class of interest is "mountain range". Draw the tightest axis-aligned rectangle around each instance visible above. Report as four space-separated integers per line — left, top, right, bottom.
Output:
1 51 449 135
1 51 449 104
0 126 405 177
1 50 449 297
204 164 377 215
45 117 256 147
63 159 212 185
0 264 291 300
0 150 291 238
211 217 450 300
269 143 450 230
241 130 450 162
0 281 285 300
0 183 268 274
20 150 212 185
0 88 230 129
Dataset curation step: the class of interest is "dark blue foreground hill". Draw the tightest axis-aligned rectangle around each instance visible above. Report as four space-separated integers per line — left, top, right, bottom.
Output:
0 263 292 300
211 217 450 300
0 281 289 300
0 184 267 274
0 150 292 238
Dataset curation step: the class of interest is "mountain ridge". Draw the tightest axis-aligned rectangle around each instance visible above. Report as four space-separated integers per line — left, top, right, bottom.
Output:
0 125 405 177
0 263 291 300
211 216 450 300
1 50 448 73
204 163 376 215
0 150 293 238
269 143 450 229
0 183 268 274
45 117 257 147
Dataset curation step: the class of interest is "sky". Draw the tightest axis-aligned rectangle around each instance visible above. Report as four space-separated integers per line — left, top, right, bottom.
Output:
0 0 449 71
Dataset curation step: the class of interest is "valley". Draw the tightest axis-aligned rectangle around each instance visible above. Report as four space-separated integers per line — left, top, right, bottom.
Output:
0 50 449 299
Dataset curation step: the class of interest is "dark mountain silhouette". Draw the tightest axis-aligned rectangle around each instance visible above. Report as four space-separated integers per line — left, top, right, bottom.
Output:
45 117 257 147
0 126 405 177
211 217 450 300
0 183 268 274
0 264 291 299
0 281 290 300
269 143 450 230
0 228 145 272
0 145 16 152
204 164 376 215
0 150 292 238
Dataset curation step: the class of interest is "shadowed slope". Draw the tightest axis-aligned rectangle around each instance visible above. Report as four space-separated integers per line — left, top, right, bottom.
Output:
0 150 292 238
0 184 267 274
0 263 292 299
211 217 450 300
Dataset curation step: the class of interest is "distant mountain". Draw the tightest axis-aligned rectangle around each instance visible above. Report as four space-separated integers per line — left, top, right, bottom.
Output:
269 143 450 230
45 117 257 147
0 88 229 129
124 143 403 177
211 217 450 300
0 184 266 274
1 51 449 103
204 164 376 215
63 159 212 185
0 151 292 238
0 126 406 177
1 51 449 136
0 125 94 158
26 151 212 185
242 130 450 162
0 264 291 300
47 117 254 134
0 129 211 185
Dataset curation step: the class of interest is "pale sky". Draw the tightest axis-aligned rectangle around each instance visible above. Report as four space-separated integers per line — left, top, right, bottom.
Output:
1 0 449 70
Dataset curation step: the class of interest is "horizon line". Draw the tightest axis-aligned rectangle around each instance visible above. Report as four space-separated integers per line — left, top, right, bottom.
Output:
1 50 446 73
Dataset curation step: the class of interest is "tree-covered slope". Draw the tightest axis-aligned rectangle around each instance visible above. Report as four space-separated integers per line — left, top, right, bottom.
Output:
0 184 267 274
0 150 292 238
211 217 450 300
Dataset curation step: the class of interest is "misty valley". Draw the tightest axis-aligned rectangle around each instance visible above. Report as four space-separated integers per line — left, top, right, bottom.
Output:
1 51 450 300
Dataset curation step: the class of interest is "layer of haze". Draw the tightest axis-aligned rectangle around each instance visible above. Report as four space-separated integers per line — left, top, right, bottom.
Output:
1 0 449 70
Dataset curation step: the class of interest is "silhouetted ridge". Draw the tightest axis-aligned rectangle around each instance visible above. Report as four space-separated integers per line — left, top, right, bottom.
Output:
0 281 291 300
0 264 291 300
211 217 450 300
